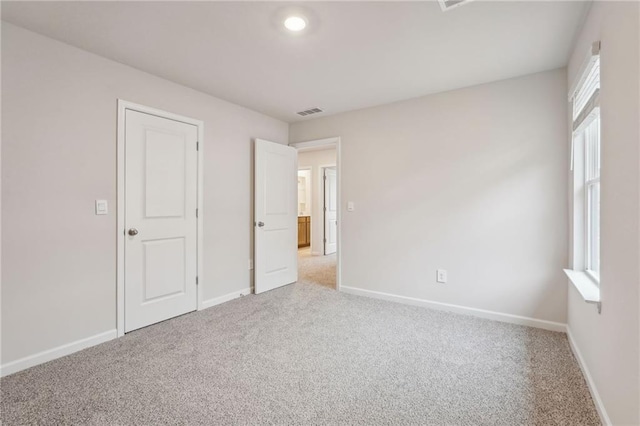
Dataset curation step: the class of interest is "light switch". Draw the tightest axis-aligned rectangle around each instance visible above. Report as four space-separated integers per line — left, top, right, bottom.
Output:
347 201 355 212
95 200 108 215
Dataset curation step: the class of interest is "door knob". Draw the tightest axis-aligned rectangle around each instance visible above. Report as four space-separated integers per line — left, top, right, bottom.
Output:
257 221 265 227
128 228 139 236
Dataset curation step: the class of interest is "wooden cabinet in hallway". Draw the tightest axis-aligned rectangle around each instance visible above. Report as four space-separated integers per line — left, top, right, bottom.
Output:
298 216 310 248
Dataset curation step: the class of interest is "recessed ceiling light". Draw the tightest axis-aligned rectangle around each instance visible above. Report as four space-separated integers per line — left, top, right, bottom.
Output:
284 16 307 32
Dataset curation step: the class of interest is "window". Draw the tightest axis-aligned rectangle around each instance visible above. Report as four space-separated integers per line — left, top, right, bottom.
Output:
569 41 601 286
583 117 600 279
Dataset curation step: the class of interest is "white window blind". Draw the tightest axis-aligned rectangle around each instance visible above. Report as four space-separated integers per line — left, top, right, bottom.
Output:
573 60 600 124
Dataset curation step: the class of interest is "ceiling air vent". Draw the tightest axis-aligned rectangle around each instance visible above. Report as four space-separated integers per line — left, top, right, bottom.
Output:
438 0 474 12
297 107 324 117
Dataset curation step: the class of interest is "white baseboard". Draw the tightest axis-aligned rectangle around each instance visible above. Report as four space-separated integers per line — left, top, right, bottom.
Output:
340 286 567 333
201 287 251 310
566 327 611 426
0 329 117 378
1 287 252 378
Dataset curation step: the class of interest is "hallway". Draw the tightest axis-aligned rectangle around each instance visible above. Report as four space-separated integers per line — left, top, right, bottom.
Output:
297 247 336 289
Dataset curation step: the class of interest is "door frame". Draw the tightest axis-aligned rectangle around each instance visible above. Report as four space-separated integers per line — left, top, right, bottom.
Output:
289 137 342 290
321 165 337 256
116 100 204 337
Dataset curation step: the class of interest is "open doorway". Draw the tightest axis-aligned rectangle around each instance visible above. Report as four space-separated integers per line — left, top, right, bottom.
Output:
291 138 340 290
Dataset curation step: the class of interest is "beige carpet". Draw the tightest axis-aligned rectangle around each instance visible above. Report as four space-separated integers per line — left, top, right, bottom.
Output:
1 283 600 425
298 247 336 289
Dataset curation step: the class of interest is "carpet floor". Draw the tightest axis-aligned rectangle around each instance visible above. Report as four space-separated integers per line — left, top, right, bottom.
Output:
1 283 599 425
298 247 336 289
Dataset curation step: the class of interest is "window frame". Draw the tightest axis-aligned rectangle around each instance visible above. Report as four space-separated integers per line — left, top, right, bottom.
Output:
582 115 600 283
568 42 601 290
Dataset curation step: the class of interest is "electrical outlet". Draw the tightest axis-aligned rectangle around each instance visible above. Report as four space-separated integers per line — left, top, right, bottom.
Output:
436 269 447 283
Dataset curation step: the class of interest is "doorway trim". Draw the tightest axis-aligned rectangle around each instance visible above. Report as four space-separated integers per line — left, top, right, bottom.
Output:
116 100 204 337
289 137 342 290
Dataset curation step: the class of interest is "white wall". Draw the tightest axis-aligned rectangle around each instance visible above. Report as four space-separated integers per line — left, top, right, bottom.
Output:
566 2 640 424
1 23 288 365
297 148 337 255
291 69 569 325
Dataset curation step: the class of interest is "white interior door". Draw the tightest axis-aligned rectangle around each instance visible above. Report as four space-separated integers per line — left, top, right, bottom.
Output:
255 139 298 294
124 109 198 332
323 167 338 255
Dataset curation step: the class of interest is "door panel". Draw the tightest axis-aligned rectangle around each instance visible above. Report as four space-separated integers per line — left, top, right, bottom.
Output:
265 152 291 215
142 238 186 302
298 220 306 247
125 109 198 332
255 139 297 294
144 130 186 218
324 167 337 255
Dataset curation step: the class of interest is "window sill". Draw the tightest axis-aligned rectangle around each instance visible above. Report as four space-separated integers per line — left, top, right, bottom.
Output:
564 269 602 313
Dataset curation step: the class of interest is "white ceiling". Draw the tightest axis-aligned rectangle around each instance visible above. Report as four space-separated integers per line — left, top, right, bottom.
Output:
2 1 590 123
